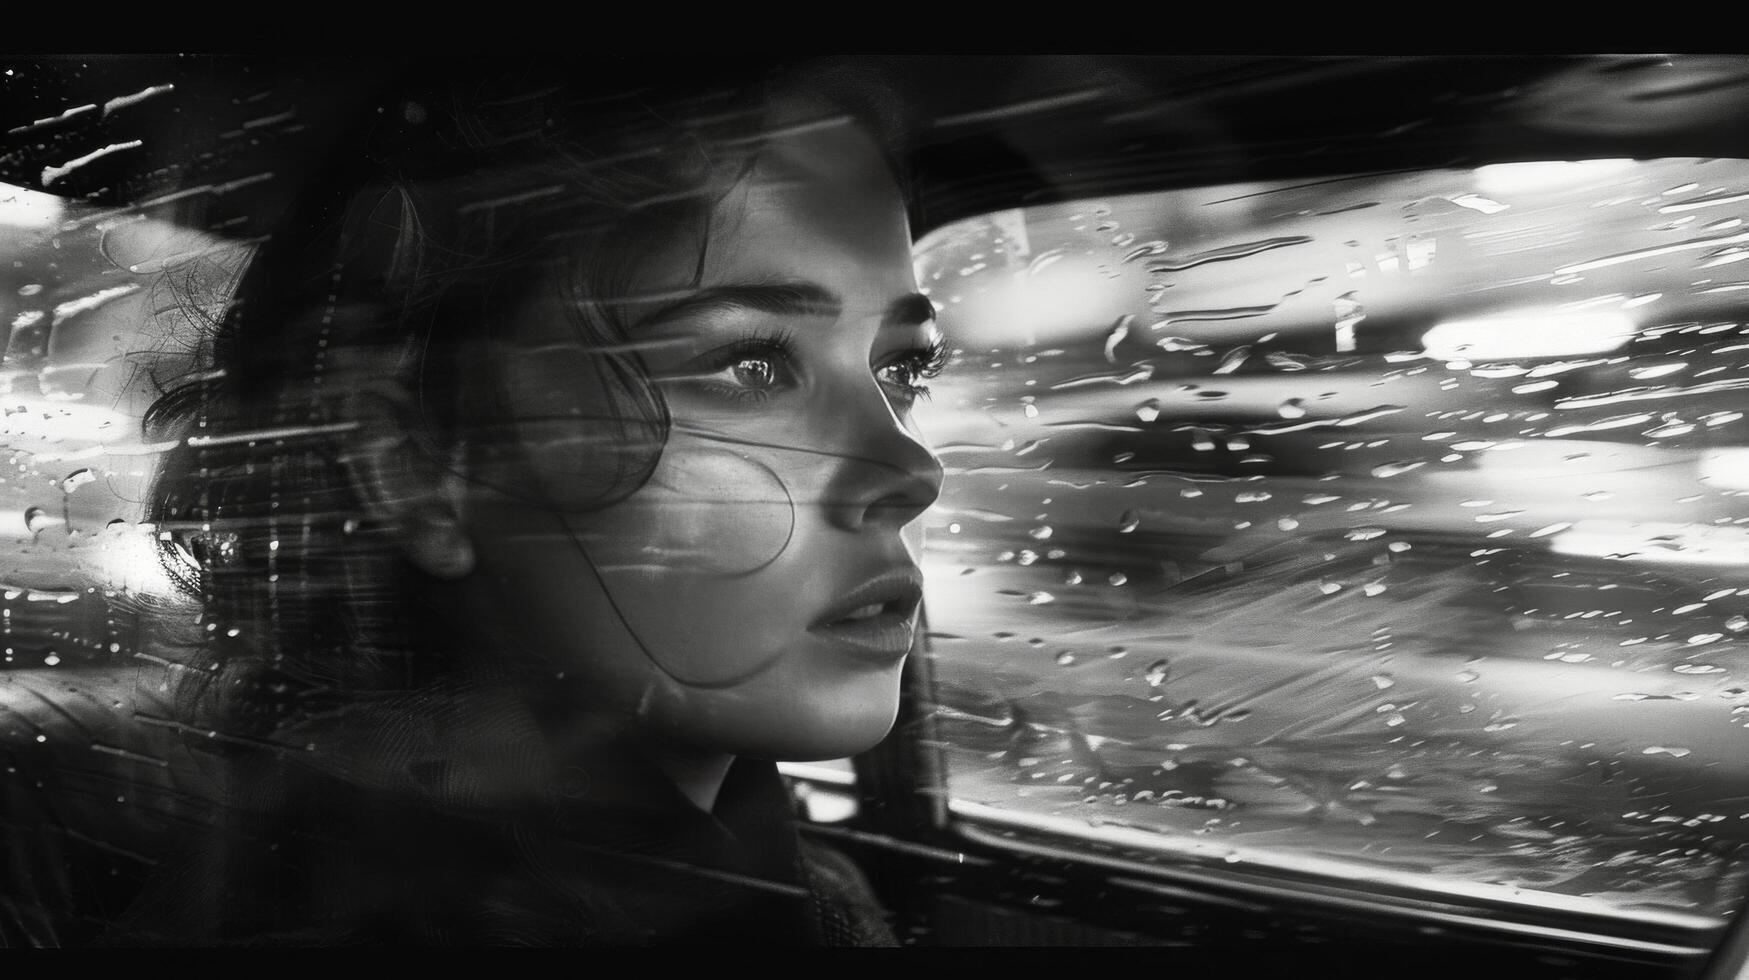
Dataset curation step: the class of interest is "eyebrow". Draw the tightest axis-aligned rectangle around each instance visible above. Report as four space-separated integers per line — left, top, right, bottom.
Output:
635 281 936 331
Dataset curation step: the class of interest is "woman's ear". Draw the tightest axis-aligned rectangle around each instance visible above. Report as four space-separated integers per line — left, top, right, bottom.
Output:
334 366 477 581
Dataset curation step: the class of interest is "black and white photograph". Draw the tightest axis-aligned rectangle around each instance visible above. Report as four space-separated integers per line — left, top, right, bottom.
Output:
3 53 1749 971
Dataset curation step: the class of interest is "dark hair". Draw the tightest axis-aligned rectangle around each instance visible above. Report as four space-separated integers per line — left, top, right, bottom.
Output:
140 57 911 747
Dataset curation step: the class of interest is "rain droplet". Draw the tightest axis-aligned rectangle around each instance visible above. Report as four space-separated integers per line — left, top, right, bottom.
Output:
1319 582 1343 595
1054 650 1076 666
1277 517 1300 531
1117 510 1140 533
1022 404 1039 419
1122 240 1170 263
1474 510 1524 523
1027 249 1066 277
1135 399 1161 422
1631 363 1687 381
1728 615 1748 633
1157 336 1208 353
60 468 95 493
1213 346 1251 374
1643 746 1692 758
1096 314 1135 363
1457 669 1480 683
1108 572 1128 586
42 653 59 666
1370 674 1394 690
1512 380 1559 395
1145 660 1170 687
1484 719 1519 733
1278 398 1307 419
1363 582 1387 596
1345 527 1386 541
1027 592 1055 605
1235 491 1271 503
1371 460 1425 478
1029 525 1053 541
23 507 54 534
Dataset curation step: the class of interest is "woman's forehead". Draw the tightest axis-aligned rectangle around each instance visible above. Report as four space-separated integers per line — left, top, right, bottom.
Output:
707 135 909 280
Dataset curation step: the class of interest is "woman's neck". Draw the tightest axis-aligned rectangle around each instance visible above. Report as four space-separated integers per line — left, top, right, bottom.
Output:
533 703 737 813
643 747 736 813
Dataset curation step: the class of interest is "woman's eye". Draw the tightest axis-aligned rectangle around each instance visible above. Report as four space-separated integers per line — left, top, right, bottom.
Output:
878 361 923 392
729 356 779 390
876 338 950 405
681 337 799 405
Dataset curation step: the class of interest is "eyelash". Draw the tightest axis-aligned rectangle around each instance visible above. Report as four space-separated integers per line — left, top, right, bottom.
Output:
688 331 950 406
877 336 951 404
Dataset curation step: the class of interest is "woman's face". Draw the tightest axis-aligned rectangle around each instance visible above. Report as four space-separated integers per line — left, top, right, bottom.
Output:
466 109 945 762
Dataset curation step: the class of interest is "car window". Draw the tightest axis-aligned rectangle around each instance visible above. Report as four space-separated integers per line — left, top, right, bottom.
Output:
912 158 1749 926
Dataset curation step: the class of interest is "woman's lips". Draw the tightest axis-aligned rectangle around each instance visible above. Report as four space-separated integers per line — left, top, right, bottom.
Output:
809 606 919 661
809 567 924 661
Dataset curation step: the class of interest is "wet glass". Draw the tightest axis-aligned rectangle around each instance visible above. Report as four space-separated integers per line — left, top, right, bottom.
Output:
912 159 1749 925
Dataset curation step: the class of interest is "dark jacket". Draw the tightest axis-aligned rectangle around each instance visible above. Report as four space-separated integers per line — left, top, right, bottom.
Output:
1 673 897 946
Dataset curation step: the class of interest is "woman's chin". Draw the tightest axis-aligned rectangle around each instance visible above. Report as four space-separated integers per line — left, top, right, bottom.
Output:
726 692 902 763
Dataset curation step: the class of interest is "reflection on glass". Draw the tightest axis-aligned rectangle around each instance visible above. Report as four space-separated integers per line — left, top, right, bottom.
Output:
913 159 1749 922
0 181 249 664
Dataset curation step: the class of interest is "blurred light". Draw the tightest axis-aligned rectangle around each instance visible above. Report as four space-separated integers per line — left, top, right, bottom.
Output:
1446 193 1509 215
0 399 131 444
1557 228 1749 275
87 522 181 596
1700 449 1749 489
1474 160 1634 197
1422 310 1634 360
1660 191 1749 214
964 259 1127 348
1550 520 1749 568
0 182 63 230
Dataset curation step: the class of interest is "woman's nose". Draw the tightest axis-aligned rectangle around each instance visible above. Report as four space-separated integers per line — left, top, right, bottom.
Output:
819 396 944 533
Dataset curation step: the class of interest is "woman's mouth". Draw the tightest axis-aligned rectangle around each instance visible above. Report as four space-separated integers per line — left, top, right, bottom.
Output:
809 568 924 661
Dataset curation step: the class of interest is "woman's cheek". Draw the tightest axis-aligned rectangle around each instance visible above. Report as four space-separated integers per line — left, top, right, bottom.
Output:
578 434 796 576
566 433 806 687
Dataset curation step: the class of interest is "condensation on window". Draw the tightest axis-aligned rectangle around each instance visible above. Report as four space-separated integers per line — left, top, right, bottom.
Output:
911 159 1749 922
